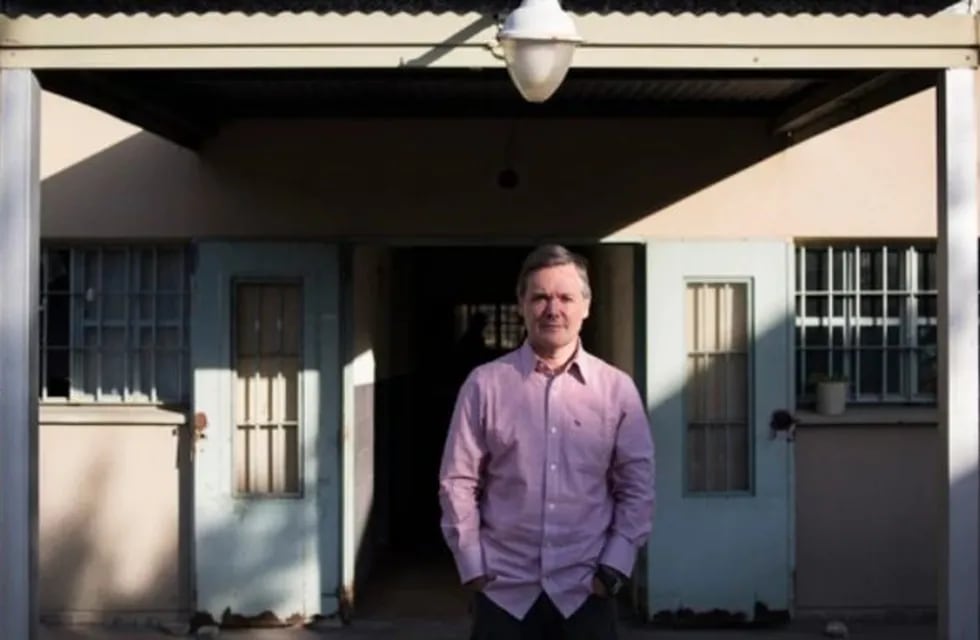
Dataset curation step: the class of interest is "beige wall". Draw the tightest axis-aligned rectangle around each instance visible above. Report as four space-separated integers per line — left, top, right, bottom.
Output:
795 425 940 612
39 417 189 622
38 78 959 619
41 86 961 243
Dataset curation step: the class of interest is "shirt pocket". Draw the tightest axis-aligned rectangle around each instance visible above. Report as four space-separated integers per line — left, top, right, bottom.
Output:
564 403 618 473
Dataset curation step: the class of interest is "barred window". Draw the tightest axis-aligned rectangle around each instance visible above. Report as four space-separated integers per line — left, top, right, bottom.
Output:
455 303 524 351
685 281 750 493
234 282 302 496
40 245 191 404
795 245 937 404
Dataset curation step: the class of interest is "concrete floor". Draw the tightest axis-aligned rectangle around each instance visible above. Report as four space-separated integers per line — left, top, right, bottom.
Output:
39 620 938 640
37 553 937 640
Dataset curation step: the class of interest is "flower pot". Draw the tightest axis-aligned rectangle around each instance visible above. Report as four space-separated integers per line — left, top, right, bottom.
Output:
815 381 847 416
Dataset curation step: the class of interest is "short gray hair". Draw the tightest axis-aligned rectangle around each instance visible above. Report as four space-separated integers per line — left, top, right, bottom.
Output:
516 244 592 301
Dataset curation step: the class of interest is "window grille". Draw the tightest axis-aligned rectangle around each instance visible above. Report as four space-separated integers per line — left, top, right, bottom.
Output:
233 281 302 497
685 281 750 494
39 245 191 403
456 303 524 351
795 245 937 403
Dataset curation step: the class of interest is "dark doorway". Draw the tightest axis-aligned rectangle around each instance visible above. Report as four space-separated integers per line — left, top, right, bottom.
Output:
356 244 640 620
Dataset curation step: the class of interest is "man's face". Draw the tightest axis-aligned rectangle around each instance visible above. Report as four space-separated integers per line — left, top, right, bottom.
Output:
519 263 590 354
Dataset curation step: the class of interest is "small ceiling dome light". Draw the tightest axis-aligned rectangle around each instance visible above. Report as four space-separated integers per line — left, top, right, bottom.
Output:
497 0 582 103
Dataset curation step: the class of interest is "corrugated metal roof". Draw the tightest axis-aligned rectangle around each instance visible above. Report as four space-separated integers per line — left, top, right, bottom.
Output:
0 0 957 17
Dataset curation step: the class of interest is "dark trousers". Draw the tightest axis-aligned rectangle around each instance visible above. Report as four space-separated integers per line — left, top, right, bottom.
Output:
470 592 618 640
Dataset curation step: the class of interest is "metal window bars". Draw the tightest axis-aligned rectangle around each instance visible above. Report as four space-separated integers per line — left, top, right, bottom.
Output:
39 245 191 404
796 244 937 403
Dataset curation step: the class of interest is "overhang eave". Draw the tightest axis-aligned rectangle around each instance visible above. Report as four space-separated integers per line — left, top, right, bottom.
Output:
0 12 976 70
7 11 973 149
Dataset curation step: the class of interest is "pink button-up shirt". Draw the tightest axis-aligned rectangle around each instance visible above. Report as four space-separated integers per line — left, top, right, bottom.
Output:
438 341 655 620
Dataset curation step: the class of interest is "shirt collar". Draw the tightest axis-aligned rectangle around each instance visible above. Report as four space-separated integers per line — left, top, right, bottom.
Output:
519 340 589 385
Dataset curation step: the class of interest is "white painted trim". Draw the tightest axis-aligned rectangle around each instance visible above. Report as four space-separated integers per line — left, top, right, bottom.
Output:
0 68 41 640
935 67 980 640
0 13 974 47
0 13 975 69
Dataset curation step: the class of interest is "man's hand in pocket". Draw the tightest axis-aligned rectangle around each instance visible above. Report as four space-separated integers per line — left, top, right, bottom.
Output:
464 575 494 592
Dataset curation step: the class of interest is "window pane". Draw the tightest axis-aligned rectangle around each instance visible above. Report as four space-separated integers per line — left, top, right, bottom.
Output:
83 250 99 292
862 326 884 347
833 349 855 386
805 326 829 348
860 296 883 318
805 296 827 317
157 294 184 324
81 290 97 321
886 297 902 318
102 351 126 400
102 294 126 323
917 324 937 348
140 250 156 292
832 296 848 318
102 249 127 293
886 326 902 346
831 325 846 347
46 250 70 292
235 282 303 497
805 251 828 290
685 282 749 494
918 250 937 291
157 249 185 291
886 250 905 291
832 249 846 290
885 351 902 396
39 245 190 404
804 350 829 390
858 349 883 397
45 294 70 348
918 346 938 396
796 244 936 404
917 295 937 321
860 248 883 291
81 349 98 399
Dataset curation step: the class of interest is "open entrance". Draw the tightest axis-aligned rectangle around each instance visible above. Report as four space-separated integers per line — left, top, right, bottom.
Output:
345 243 644 620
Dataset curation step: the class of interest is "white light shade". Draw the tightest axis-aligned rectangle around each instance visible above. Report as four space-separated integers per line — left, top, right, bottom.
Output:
500 39 577 103
498 0 581 103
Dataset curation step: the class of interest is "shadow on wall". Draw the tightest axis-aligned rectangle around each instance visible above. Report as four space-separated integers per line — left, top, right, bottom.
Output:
38 420 330 629
36 302 952 630
39 118 781 240
39 429 187 624
32 116 952 628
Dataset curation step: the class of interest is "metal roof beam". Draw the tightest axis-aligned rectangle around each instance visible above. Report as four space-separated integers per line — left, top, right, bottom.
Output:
772 70 936 142
0 13 975 70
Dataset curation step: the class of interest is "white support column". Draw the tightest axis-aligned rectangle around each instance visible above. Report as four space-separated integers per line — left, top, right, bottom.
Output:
0 69 41 640
936 67 980 640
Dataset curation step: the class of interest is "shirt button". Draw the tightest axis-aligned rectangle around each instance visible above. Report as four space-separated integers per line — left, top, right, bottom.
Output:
550 427 557 434
548 503 555 510
550 464 557 471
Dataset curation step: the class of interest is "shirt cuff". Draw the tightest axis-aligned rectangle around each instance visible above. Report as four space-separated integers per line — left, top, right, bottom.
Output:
454 544 486 584
599 533 637 578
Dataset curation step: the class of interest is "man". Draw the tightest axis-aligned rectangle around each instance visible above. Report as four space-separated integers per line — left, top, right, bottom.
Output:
438 244 655 640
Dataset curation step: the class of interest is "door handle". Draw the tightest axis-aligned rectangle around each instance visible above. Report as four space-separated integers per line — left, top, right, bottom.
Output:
194 411 208 442
769 409 796 442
